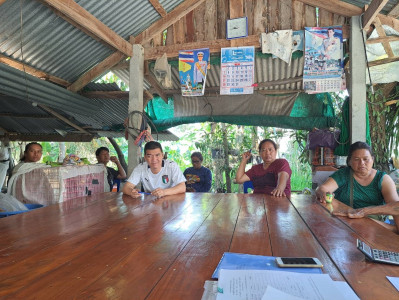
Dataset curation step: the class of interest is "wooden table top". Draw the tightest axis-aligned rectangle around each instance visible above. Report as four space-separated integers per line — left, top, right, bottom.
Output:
1 192 398 299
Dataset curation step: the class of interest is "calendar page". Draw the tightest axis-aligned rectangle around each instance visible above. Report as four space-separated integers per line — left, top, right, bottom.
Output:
220 47 255 95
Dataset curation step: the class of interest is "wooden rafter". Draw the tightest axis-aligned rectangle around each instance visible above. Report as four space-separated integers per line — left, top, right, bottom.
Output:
39 0 132 56
0 54 70 87
378 14 399 33
82 91 129 99
363 0 389 30
373 17 394 58
296 0 362 17
367 36 399 44
149 0 167 17
68 51 126 92
0 0 8 6
38 104 91 134
368 56 399 67
388 2 399 18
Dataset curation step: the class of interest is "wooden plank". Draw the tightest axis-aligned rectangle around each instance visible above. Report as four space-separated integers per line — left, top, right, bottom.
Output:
388 1 399 18
373 17 395 58
305 5 317 27
229 194 272 255
244 0 254 35
144 35 260 60
292 0 304 31
290 194 399 299
68 51 126 92
230 0 244 18
368 56 399 67
280 0 292 30
5 133 94 142
268 0 279 31
0 54 70 87
38 104 90 134
39 0 132 56
363 0 389 30
193 2 206 41
135 0 207 45
253 0 267 34
148 0 167 17
82 91 129 99
297 0 362 17
173 17 185 45
0 113 55 119
185 11 195 43
146 194 242 299
319 9 334 27
265 196 343 280
204 0 217 41
367 35 399 44
165 24 174 46
216 0 229 39
377 13 399 34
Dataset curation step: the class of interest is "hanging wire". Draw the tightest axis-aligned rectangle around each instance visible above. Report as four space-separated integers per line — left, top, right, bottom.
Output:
359 13 374 95
126 110 159 141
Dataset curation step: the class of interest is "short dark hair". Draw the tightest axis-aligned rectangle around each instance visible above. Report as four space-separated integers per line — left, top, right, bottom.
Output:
327 27 334 32
144 141 163 154
191 152 203 162
258 139 278 153
21 142 42 162
347 141 373 166
95 147 109 157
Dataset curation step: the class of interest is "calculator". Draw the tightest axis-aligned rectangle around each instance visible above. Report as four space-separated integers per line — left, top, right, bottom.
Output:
357 239 399 265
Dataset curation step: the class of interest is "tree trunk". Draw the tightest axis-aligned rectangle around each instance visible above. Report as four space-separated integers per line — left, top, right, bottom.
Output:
108 137 128 173
222 124 231 193
58 142 66 163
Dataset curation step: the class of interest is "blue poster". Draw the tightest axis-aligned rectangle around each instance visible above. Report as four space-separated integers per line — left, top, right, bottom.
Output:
179 48 209 96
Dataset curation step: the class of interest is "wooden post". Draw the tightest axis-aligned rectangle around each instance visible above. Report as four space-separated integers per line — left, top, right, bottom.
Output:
128 45 144 176
349 16 367 143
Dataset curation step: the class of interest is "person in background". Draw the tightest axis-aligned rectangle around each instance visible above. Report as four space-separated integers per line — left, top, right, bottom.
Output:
316 141 399 232
96 147 127 192
12 142 43 175
235 139 292 197
122 141 186 198
183 152 212 192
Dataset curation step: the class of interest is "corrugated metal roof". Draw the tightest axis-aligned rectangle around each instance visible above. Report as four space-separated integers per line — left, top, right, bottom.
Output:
341 0 399 16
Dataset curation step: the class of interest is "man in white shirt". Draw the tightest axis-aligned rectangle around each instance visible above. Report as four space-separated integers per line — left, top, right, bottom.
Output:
122 141 186 198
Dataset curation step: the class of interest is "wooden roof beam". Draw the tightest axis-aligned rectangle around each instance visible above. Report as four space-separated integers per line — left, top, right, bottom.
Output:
388 2 399 18
367 36 399 44
144 35 260 60
0 113 55 119
373 17 394 58
363 0 389 30
5 133 94 142
368 56 399 67
296 0 362 17
39 0 132 56
0 0 8 6
149 0 167 17
0 54 70 87
38 104 91 134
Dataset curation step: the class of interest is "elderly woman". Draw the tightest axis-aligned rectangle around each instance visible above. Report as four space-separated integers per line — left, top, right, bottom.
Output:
316 141 399 232
183 152 212 192
235 139 292 197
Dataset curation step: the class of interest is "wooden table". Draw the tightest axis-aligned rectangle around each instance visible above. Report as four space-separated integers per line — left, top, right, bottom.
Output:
1 192 398 299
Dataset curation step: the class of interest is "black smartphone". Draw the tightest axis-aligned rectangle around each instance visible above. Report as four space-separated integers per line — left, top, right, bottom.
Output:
275 257 323 268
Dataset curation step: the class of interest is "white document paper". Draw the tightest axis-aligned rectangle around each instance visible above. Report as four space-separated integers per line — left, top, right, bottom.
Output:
216 269 346 300
262 285 305 300
387 276 399 292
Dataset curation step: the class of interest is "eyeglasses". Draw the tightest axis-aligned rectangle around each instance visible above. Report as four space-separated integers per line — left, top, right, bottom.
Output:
192 160 200 163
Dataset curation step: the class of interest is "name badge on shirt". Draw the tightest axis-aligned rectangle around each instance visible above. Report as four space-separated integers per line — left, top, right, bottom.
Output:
162 175 169 184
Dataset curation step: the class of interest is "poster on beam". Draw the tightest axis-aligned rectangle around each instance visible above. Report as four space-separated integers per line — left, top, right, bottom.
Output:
179 48 209 97
303 26 346 94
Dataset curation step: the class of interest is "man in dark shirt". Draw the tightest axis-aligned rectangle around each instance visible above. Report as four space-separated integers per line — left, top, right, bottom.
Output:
96 147 126 191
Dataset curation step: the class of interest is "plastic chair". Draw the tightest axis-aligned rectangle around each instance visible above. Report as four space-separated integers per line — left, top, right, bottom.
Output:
243 181 254 194
112 179 121 192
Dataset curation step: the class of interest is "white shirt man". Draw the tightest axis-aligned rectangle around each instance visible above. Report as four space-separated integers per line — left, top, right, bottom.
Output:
122 141 186 198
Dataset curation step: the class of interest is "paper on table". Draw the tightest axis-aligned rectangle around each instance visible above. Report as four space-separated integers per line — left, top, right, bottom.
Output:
216 269 346 300
262 286 305 300
387 276 399 292
332 281 360 300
